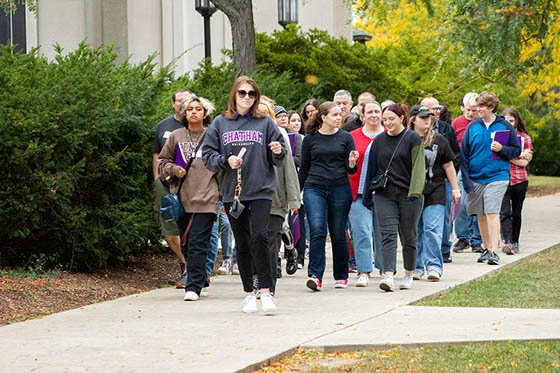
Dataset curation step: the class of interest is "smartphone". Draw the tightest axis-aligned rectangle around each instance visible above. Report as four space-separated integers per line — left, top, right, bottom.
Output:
237 147 247 160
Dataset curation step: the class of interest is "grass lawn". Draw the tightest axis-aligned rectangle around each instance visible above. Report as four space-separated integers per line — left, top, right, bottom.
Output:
415 246 560 308
260 342 560 372
528 175 560 188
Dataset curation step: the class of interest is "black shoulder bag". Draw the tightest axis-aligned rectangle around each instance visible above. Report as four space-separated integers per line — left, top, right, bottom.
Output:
370 129 408 192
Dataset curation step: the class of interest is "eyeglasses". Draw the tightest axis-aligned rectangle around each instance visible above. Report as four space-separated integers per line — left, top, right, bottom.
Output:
429 106 443 111
237 90 256 99
276 114 288 119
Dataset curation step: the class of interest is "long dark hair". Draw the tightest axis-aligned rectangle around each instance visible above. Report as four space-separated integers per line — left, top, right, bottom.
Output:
306 101 337 135
501 107 528 133
300 99 320 123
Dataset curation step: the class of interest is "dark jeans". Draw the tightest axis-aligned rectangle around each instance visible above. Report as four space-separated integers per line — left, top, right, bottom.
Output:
500 181 528 244
295 206 307 265
225 199 272 292
303 182 352 282
267 215 284 294
177 212 216 294
374 186 424 274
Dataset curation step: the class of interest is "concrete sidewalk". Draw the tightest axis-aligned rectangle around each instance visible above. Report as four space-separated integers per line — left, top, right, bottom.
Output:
1 194 559 373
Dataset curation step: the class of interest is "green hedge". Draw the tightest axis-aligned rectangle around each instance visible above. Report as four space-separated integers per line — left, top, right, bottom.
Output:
0 43 170 270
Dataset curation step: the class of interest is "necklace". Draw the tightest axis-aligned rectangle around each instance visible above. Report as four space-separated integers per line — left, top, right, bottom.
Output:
187 129 203 143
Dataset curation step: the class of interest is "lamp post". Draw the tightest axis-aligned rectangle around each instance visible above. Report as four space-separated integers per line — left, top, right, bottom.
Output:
195 0 217 59
278 0 298 28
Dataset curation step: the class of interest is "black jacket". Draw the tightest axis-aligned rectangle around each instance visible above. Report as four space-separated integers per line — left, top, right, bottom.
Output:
434 120 461 172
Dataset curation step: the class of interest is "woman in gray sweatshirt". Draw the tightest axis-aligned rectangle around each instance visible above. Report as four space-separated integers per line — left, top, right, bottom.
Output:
202 76 286 315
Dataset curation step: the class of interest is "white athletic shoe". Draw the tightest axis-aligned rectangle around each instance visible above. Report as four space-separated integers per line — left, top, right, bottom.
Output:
184 291 199 301
242 294 258 313
379 274 395 292
356 274 369 287
400 274 414 290
260 293 277 316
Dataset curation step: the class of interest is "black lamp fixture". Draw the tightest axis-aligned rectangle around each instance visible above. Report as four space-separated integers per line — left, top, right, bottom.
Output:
278 0 298 28
194 0 218 59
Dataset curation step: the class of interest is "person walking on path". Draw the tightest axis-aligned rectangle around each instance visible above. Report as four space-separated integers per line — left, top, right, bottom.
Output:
461 92 521 266
408 105 460 282
152 88 192 288
500 107 534 255
202 76 286 315
421 97 460 264
299 101 359 291
158 96 219 301
348 101 385 287
287 110 308 269
451 93 484 254
300 99 319 134
268 105 301 293
342 92 376 132
362 103 425 292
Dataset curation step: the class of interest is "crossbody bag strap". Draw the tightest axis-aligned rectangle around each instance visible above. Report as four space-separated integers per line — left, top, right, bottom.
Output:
176 129 208 195
384 129 408 175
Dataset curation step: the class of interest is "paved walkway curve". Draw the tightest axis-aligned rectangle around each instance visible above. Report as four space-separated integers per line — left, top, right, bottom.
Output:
1 194 559 373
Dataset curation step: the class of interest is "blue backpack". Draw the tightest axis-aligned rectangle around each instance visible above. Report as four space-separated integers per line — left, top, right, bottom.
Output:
160 130 206 222
161 193 185 222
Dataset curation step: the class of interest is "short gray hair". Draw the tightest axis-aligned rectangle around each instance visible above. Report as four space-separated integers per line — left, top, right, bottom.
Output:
334 89 352 101
463 92 478 107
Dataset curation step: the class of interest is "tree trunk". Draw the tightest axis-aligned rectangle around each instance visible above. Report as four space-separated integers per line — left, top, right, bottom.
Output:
210 0 256 75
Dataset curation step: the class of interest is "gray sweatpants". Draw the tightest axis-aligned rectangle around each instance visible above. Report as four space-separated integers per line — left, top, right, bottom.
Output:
374 190 424 274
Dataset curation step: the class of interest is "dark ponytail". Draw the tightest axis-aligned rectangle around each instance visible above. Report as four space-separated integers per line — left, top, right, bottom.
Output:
305 101 337 135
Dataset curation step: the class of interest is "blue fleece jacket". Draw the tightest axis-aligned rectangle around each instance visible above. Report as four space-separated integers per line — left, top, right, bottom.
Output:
460 115 521 193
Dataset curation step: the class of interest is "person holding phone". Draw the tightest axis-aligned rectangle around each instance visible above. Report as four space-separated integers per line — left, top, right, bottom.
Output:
202 76 286 315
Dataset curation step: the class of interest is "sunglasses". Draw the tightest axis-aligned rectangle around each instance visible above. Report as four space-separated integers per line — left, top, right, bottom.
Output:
237 90 256 99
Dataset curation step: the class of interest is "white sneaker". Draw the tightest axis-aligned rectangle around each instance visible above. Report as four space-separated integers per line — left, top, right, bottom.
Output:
412 269 424 280
379 274 395 292
184 291 199 301
218 258 232 275
356 274 369 287
232 263 240 275
200 287 209 297
400 274 414 290
242 294 258 313
427 270 441 282
261 293 277 316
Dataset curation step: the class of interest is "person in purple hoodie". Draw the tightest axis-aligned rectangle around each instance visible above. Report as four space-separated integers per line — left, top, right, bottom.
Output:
460 92 521 266
203 76 286 316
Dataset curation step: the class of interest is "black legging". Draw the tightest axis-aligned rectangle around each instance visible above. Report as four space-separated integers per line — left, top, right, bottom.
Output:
500 181 528 244
224 199 273 292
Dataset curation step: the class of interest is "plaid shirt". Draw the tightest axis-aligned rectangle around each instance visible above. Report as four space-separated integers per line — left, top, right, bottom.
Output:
510 132 533 185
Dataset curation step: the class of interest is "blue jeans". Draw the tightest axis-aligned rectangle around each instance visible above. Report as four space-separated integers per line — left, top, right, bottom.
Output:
441 181 452 255
348 197 373 273
417 204 445 276
303 182 352 282
455 171 482 245
348 196 383 273
206 202 233 274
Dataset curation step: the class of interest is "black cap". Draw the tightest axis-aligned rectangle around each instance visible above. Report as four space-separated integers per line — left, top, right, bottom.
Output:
410 105 434 117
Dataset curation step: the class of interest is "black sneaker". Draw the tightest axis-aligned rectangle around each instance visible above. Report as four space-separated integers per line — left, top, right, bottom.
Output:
443 252 452 263
452 239 470 253
477 249 491 263
471 243 484 253
487 251 500 265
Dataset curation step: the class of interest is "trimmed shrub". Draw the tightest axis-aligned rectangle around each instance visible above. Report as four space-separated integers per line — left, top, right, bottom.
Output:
0 43 170 270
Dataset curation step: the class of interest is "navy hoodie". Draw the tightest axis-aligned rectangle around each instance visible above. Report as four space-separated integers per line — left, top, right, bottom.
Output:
460 115 521 193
